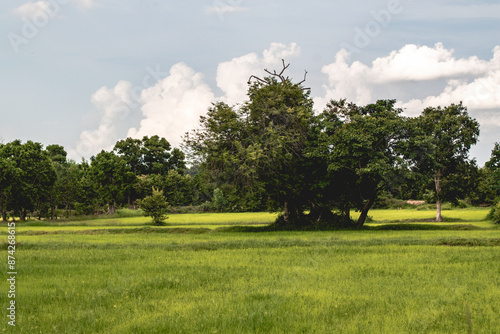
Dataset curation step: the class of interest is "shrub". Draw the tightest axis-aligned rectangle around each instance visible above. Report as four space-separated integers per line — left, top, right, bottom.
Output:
487 201 500 224
137 188 169 226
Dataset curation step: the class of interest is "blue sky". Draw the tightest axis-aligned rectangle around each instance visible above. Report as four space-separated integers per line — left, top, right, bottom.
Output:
1 0 500 165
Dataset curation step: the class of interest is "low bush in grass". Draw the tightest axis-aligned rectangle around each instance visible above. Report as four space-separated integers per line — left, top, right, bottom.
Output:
487 201 500 224
115 208 144 217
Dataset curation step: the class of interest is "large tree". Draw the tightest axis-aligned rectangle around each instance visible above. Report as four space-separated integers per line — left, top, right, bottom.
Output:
185 61 315 225
184 101 265 212
244 67 315 224
313 99 408 227
414 103 480 221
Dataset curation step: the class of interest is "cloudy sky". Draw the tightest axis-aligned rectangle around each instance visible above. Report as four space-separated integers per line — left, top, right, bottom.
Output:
1 0 500 165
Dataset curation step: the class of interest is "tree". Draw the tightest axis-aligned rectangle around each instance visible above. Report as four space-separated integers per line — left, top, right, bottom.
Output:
46 144 67 164
52 161 85 218
314 99 408 227
185 61 315 225
485 142 500 199
184 102 265 212
163 170 196 207
0 140 57 220
114 135 186 176
415 103 480 221
0 156 19 221
137 188 169 225
244 66 315 224
88 151 137 214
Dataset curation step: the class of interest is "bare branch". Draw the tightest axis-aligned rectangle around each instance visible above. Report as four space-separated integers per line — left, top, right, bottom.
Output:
248 75 267 84
298 70 308 85
278 59 290 77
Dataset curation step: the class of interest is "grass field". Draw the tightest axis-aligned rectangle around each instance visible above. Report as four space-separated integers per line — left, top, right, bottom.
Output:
2 208 499 333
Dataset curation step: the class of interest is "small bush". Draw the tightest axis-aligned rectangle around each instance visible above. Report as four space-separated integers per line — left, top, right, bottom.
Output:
137 188 169 226
115 209 144 217
487 202 500 224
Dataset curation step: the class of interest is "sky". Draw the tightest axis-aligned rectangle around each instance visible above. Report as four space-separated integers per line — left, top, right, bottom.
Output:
1 0 500 166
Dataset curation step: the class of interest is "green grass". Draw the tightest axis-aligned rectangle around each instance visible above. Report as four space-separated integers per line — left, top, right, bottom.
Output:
2 208 499 333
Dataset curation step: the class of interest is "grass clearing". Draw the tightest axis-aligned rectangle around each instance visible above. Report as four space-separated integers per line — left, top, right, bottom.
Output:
2 208 499 333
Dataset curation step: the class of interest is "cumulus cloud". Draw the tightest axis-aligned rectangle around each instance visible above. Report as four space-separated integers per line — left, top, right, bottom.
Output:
13 1 55 20
71 42 301 158
395 45 500 115
127 63 216 148
216 42 301 105
317 43 500 114
370 43 490 82
73 42 500 163
74 81 138 158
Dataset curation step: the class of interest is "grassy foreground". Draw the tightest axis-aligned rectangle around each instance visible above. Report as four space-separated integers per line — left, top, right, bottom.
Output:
2 209 499 333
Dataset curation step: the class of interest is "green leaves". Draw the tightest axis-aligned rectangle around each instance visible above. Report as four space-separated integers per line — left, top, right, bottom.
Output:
137 188 169 225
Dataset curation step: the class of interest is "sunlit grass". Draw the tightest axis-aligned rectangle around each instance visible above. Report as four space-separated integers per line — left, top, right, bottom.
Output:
1 208 499 333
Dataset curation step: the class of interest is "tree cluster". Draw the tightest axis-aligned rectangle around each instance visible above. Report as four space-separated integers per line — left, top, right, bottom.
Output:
184 62 488 228
2 63 500 227
0 136 197 221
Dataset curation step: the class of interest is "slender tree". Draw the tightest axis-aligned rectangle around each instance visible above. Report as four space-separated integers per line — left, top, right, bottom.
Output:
415 103 480 221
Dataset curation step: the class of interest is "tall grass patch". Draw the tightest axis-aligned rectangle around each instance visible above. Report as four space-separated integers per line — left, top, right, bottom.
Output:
5 224 500 333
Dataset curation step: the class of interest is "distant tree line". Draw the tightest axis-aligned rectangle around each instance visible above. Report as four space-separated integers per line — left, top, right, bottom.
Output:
0 136 198 221
2 63 500 226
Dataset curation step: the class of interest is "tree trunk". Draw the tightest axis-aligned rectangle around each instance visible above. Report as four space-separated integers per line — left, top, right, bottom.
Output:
1 211 7 222
434 169 443 222
343 204 351 224
20 209 26 221
436 200 443 222
283 200 291 222
283 200 302 225
356 197 374 227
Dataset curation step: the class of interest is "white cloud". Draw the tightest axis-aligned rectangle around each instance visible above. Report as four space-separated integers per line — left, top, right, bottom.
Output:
71 42 301 157
216 42 301 105
127 63 216 148
396 45 500 115
13 1 55 20
73 42 500 163
370 43 490 82
316 43 500 114
74 81 137 158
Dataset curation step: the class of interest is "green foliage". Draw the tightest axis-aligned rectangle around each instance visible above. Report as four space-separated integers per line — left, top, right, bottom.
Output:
200 188 229 212
0 140 57 220
114 135 185 175
314 99 409 226
45 144 67 164
88 150 137 213
137 188 170 225
412 103 480 221
487 201 500 224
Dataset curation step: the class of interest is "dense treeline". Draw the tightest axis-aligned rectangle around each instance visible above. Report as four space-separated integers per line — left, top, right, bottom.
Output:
0 136 200 221
2 64 500 225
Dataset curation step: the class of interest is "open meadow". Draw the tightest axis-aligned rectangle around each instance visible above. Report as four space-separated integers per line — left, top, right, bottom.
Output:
2 208 499 333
